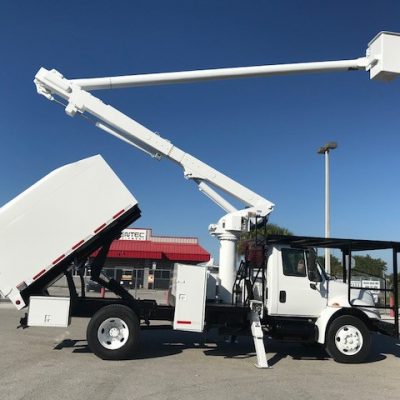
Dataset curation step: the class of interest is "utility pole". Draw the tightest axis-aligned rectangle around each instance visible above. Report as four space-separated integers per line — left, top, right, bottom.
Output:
317 142 337 274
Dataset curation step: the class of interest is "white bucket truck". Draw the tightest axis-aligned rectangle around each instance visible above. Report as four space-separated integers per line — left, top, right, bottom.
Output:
1 31 399 367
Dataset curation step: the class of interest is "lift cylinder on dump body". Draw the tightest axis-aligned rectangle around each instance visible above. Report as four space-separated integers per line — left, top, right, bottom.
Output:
0 155 139 309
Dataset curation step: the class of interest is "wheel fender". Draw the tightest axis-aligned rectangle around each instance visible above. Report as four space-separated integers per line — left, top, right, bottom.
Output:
316 306 374 344
315 307 342 344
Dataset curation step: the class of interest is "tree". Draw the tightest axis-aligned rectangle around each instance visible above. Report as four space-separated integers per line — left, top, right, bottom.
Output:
318 254 387 279
237 223 292 255
387 272 400 287
317 255 342 277
353 254 387 277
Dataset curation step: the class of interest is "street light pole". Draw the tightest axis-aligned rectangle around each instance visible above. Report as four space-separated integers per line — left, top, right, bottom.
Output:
318 142 337 275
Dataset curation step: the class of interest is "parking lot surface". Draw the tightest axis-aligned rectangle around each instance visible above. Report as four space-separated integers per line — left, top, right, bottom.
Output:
0 303 399 400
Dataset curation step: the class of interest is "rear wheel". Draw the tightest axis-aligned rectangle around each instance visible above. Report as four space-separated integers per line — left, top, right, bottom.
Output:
87 304 140 360
325 315 370 363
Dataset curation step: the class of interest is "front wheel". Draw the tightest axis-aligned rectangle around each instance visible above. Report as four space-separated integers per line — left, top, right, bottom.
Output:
86 304 140 360
325 315 371 363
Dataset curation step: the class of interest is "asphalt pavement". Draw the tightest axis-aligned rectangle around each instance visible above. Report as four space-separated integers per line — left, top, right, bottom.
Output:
0 303 399 400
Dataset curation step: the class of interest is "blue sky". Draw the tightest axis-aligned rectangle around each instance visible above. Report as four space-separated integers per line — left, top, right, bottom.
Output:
1 1 399 266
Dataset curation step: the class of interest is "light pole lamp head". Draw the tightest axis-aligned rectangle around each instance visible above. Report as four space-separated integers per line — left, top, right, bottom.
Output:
317 141 337 154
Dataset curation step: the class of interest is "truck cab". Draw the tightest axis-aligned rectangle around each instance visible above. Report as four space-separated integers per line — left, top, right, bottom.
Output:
233 235 397 364
266 245 328 318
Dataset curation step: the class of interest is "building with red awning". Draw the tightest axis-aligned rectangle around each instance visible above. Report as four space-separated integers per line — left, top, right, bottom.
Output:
89 228 210 290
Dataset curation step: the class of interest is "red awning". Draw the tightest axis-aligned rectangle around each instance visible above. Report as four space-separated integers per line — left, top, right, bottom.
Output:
95 240 210 263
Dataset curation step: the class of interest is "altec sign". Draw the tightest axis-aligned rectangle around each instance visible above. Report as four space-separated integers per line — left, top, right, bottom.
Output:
120 228 148 241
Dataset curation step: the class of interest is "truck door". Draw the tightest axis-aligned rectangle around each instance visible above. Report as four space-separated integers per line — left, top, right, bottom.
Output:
273 247 328 317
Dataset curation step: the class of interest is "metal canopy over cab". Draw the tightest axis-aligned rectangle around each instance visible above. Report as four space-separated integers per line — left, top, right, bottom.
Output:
259 235 399 336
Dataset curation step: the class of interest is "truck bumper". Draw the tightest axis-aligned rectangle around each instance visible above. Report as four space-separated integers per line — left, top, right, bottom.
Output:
371 319 397 337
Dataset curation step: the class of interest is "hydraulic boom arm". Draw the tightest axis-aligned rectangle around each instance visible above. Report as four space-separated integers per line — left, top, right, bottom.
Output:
34 66 275 224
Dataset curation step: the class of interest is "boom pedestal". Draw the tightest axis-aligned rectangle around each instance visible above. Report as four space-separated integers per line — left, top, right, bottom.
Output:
217 233 238 303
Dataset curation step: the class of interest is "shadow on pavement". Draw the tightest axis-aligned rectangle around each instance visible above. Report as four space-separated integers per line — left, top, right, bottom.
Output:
53 330 400 365
54 330 218 360
264 341 330 366
367 333 400 363
54 339 91 353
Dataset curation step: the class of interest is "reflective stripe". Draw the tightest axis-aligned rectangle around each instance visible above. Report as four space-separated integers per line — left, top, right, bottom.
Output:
33 269 46 280
113 209 125 219
94 223 106 233
72 240 85 250
52 254 65 265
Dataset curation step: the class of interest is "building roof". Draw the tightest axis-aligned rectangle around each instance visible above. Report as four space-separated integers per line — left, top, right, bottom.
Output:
101 240 210 262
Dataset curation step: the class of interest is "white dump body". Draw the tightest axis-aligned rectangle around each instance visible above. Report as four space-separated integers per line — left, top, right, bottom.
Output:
0 155 138 309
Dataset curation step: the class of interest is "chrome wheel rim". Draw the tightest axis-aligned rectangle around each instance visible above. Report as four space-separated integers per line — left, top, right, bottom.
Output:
334 325 363 356
97 317 129 350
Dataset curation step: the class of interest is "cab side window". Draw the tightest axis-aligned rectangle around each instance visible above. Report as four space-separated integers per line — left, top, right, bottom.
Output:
282 248 307 277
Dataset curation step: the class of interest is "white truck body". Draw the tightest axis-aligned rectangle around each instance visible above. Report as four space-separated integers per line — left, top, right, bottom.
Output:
0 157 395 366
0 155 138 309
1 31 398 365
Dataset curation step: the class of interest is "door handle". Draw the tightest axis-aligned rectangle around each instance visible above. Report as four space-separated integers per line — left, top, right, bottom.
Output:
310 283 317 290
279 291 286 303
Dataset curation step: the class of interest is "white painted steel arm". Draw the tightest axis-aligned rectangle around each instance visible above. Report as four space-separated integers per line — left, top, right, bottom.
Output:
70 31 400 91
34 68 274 222
33 31 400 228
72 58 369 90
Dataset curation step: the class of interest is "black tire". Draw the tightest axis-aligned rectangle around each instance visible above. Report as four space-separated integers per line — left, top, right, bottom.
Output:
325 315 371 363
86 304 140 360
